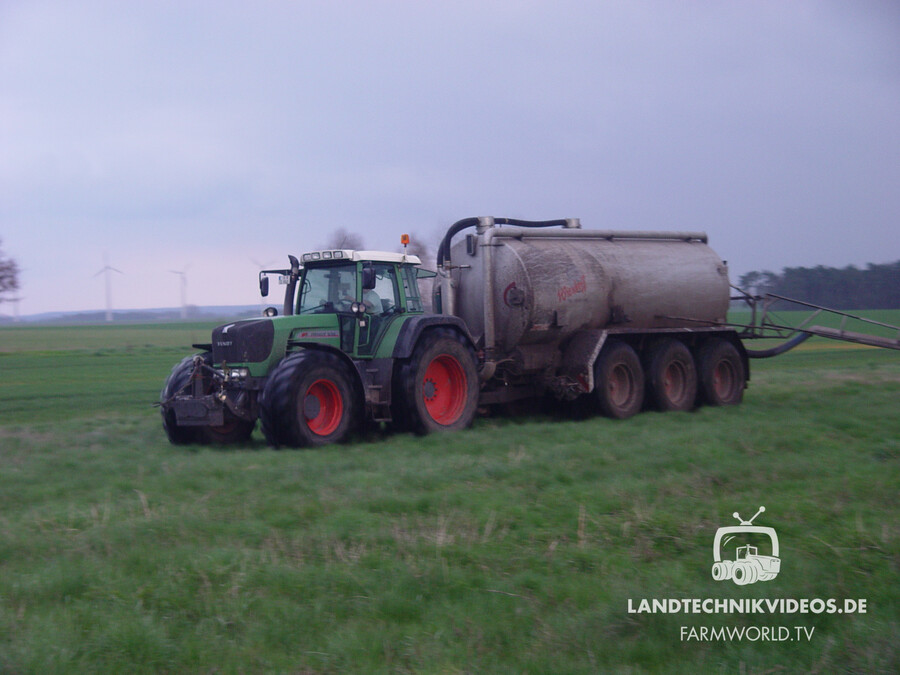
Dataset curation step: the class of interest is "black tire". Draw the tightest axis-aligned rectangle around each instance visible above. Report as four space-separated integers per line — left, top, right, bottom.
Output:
696 339 745 406
593 340 645 419
161 355 201 445
160 353 255 445
199 414 255 445
644 339 697 412
395 328 479 434
259 351 358 448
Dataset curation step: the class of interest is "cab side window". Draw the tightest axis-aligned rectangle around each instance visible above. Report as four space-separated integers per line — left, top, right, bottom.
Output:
370 264 399 315
401 266 424 312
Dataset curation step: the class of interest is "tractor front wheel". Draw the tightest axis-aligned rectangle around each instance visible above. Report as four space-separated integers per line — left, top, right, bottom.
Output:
161 355 201 445
160 353 255 445
259 351 358 448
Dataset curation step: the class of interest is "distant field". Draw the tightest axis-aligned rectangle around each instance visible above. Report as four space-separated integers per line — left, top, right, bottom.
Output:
0 320 898 673
0 321 222 353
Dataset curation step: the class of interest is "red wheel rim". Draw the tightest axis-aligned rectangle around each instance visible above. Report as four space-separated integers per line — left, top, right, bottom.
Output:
422 354 467 425
608 364 633 407
303 379 343 436
712 360 735 399
663 361 687 401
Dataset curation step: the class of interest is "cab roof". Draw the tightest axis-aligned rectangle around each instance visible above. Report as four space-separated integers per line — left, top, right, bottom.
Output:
301 249 422 265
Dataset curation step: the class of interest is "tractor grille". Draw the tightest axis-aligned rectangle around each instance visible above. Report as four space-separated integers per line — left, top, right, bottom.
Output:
212 319 274 364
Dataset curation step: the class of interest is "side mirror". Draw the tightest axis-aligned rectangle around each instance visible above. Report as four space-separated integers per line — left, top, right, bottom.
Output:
259 275 269 297
361 263 376 290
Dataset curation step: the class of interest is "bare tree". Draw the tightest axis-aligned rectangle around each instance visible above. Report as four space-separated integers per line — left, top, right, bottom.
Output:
322 228 365 250
403 234 434 269
0 238 20 302
399 231 439 312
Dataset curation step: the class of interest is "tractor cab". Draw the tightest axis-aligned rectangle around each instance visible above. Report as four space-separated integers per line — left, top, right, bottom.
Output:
260 248 427 358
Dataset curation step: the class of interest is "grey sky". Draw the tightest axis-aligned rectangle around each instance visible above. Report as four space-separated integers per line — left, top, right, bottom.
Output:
2 0 898 315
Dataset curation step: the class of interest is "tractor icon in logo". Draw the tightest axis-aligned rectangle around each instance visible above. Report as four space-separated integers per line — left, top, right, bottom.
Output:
711 506 781 586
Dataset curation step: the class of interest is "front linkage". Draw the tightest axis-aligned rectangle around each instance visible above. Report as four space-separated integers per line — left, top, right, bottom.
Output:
159 353 257 444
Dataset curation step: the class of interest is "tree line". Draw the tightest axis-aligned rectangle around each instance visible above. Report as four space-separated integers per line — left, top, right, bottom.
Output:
738 261 900 310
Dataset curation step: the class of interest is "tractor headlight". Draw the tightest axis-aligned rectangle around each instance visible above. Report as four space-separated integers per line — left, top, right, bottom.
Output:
227 367 250 380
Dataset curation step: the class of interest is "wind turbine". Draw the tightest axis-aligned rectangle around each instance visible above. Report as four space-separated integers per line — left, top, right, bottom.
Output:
4 296 23 322
94 253 122 322
170 265 190 320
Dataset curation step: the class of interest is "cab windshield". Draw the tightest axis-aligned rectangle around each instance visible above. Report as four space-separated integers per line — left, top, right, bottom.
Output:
296 263 357 314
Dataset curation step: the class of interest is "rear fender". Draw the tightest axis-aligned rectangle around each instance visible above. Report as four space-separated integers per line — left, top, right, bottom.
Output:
391 315 476 360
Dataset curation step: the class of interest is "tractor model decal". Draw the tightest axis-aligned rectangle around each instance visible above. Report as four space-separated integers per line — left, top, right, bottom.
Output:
711 506 781 586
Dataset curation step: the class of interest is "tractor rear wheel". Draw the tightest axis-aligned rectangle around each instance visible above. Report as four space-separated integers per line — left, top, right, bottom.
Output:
645 339 697 412
259 351 358 448
396 328 478 434
696 339 745 406
593 341 644 419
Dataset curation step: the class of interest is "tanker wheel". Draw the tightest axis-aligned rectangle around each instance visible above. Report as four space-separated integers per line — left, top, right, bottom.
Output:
645 339 697 412
259 351 358 448
593 340 644 419
696 339 745 406
397 328 479 434
160 355 201 445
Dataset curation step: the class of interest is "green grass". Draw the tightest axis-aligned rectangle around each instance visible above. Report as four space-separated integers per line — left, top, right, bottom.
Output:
0 322 898 673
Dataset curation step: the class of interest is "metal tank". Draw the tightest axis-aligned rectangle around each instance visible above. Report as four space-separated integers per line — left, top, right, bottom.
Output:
441 218 730 364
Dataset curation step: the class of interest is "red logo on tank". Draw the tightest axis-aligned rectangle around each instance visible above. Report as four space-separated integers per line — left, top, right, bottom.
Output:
557 275 587 302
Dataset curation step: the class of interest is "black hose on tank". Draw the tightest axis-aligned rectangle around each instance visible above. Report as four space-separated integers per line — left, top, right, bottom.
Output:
436 217 479 269
745 332 813 358
436 217 570 268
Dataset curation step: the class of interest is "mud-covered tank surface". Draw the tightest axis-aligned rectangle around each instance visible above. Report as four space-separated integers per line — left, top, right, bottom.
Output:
451 232 730 352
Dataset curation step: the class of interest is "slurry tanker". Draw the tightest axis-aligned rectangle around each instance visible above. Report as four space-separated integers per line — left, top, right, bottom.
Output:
160 217 898 446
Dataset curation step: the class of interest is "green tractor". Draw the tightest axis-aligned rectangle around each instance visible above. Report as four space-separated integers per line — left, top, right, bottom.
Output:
160 246 478 447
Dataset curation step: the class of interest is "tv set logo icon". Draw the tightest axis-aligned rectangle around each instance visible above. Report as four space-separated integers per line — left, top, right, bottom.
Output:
711 506 781 586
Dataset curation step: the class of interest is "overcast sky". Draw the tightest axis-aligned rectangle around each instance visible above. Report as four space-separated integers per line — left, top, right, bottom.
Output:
2 0 898 316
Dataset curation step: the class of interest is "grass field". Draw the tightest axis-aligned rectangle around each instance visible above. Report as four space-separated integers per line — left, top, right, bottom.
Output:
0 318 898 673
